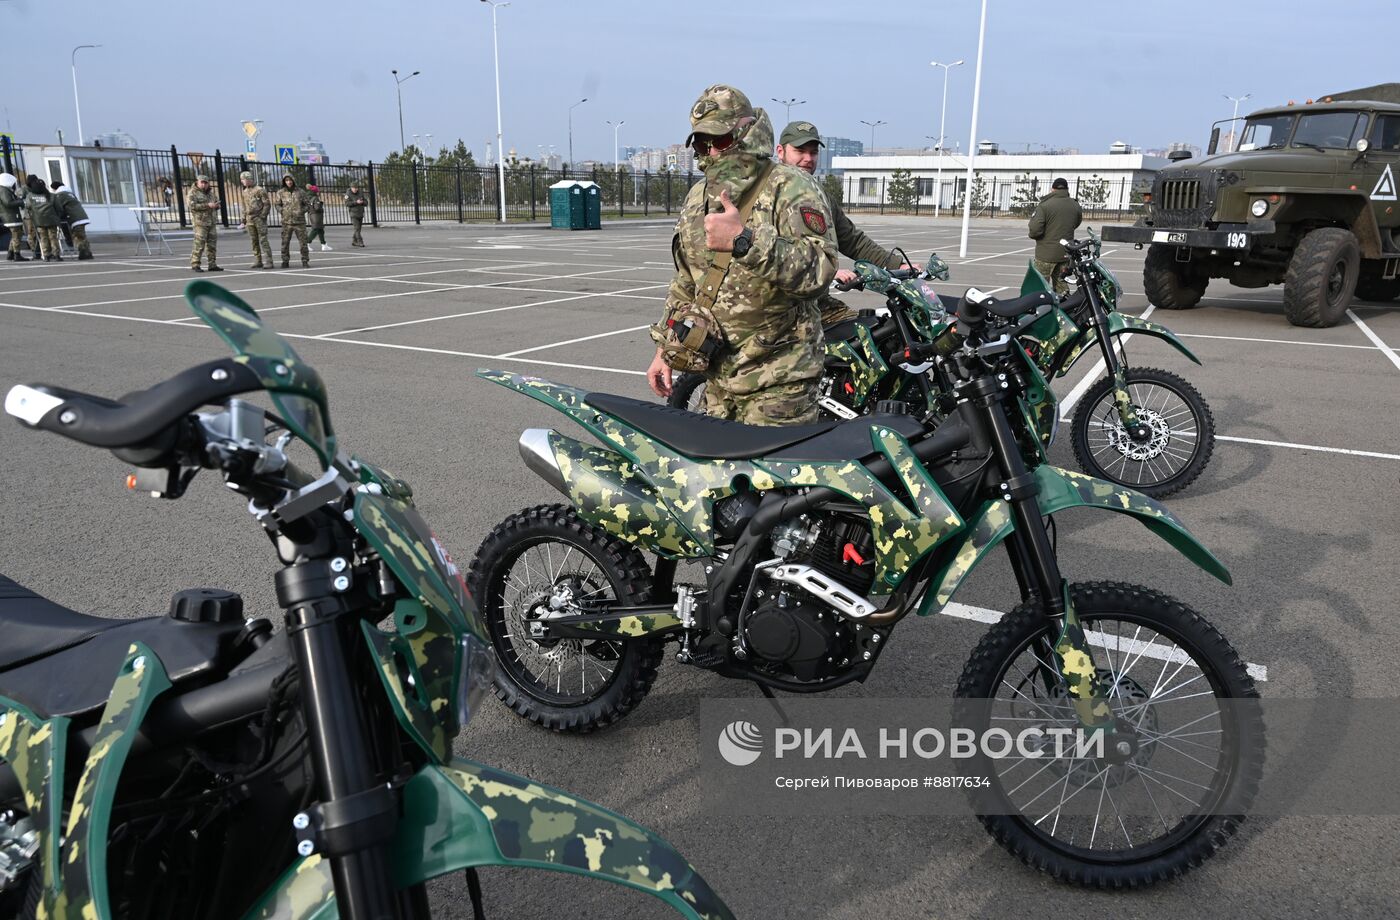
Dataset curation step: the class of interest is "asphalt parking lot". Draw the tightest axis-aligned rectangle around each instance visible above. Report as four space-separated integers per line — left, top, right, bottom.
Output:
2 216 1397 918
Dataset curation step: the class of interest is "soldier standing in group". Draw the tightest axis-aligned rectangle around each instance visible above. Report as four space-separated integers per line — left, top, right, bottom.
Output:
23 176 61 262
345 180 367 247
776 120 909 325
275 174 310 268
187 174 223 272
1028 177 1083 295
239 171 273 269
647 84 836 426
305 184 329 251
0 174 29 261
50 181 93 260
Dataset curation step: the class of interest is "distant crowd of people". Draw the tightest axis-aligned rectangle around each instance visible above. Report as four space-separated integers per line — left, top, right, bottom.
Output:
0 172 93 261
189 172 369 272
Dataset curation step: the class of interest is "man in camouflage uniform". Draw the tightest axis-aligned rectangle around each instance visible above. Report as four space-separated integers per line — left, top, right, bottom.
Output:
187 175 222 272
51 181 93 260
345 180 367 247
239 171 273 269
0 174 29 261
776 121 909 325
1028 177 1083 295
274 174 310 268
646 85 837 426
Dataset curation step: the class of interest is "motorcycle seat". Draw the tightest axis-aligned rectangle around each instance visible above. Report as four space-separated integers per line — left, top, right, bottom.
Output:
0 572 125 672
822 314 881 343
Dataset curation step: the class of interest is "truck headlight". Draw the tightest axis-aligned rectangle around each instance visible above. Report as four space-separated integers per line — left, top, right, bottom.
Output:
1250 198 1269 217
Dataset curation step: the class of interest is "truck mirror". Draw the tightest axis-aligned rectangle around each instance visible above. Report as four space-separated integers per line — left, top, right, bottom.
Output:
1207 128 1220 155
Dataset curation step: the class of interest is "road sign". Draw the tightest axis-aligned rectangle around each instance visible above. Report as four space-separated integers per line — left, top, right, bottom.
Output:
247 153 259 161
242 121 260 139
188 152 205 170
275 144 297 166
246 138 256 154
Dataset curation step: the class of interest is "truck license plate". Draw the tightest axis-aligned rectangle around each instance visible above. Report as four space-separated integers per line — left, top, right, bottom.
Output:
1153 231 1189 244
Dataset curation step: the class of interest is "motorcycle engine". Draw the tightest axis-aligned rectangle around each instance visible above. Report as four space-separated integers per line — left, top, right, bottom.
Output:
0 809 38 901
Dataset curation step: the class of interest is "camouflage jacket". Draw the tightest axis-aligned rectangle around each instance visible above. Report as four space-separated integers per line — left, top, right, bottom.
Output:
187 186 219 227
345 189 368 218
22 188 59 228
306 195 324 228
242 185 271 223
53 189 89 225
1028 189 1083 261
275 187 308 225
0 186 22 226
666 163 836 393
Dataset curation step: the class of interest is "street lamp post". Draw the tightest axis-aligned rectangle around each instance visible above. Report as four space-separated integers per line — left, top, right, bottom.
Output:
860 119 887 155
606 120 625 173
568 97 587 173
959 0 988 258
929 58 963 218
1224 93 1251 151
482 0 511 222
71 44 100 146
391 68 420 154
771 97 806 124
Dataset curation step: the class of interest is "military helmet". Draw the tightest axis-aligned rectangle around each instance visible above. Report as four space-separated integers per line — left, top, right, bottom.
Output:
686 84 754 145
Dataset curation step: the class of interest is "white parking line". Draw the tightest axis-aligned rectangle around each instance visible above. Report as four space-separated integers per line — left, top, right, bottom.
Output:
280 334 647 376
1346 309 1400 371
955 245 1037 265
498 324 651 357
1216 435 1400 461
1174 332 1380 351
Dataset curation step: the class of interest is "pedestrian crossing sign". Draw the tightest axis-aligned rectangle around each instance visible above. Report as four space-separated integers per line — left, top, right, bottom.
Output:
276 145 298 166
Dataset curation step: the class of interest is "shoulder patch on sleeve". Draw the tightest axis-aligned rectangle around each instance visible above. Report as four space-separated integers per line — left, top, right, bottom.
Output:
800 206 828 235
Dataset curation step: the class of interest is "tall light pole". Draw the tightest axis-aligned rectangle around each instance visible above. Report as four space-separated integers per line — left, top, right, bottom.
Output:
771 97 806 124
959 0 988 258
482 0 511 222
929 58 963 218
1224 93 1251 151
606 119 625 174
860 119 887 155
391 68 420 154
71 44 100 146
425 133 433 160
568 97 587 172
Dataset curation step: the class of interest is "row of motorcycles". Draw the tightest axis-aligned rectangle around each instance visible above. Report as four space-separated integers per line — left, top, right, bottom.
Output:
0 235 1260 919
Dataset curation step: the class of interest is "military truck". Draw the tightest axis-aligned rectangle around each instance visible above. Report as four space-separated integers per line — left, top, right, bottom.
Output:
1103 83 1400 327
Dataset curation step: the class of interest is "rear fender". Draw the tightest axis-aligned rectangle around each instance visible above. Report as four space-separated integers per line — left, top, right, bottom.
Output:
243 760 733 920
918 465 1230 615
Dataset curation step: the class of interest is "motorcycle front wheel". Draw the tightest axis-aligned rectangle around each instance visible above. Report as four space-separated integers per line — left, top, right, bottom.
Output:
665 372 708 413
954 581 1263 888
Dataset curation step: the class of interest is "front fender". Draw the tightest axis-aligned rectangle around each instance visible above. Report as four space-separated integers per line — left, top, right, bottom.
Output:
919 465 1230 615
1104 312 1201 365
245 760 733 920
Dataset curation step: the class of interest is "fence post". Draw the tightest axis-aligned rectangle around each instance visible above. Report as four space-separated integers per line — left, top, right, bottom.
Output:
643 170 650 216
171 145 188 228
411 162 421 224
618 169 624 218
367 162 379 227
879 177 885 215
530 165 537 221
214 150 229 227
0 136 10 175
665 172 672 214
456 163 464 223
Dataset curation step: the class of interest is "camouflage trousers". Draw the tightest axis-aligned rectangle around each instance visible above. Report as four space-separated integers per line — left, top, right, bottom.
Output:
70 225 91 258
281 223 309 264
703 377 820 426
5 223 25 256
191 223 218 267
246 219 272 266
817 291 856 327
1033 258 1071 295
33 226 59 259
350 215 364 245
23 216 35 253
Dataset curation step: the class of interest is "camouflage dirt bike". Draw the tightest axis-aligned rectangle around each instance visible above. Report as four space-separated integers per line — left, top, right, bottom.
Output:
0 283 732 920
670 237 1215 497
470 288 1263 887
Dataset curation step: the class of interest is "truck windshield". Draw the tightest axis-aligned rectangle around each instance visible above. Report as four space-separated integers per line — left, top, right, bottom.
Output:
1292 112 1367 149
1238 115 1294 150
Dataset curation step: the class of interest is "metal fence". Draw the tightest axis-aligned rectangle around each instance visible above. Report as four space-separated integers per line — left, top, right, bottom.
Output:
840 173 1149 222
109 146 707 230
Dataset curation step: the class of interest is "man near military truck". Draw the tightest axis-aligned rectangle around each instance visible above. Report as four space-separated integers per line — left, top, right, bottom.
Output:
187 175 223 273
776 121 908 325
646 84 837 426
239 171 273 269
275 174 310 268
1028 177 1082 295
345 181 367 247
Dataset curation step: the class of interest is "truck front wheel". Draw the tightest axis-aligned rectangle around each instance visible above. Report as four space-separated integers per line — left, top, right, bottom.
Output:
1143 244 1208 310
1283 227 1359 327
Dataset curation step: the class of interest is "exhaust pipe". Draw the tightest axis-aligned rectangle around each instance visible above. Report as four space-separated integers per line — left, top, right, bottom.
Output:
519 428 568 497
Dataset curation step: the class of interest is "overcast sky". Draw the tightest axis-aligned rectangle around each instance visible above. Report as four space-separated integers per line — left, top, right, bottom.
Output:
8 0 1395 164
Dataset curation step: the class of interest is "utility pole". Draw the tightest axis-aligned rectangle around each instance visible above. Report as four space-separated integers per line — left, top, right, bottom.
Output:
392 68 421 154
930 58 963 218
771 97 806 124
482 0 512 222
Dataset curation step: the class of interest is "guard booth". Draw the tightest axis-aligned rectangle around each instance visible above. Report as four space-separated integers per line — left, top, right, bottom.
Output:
549 179 601 230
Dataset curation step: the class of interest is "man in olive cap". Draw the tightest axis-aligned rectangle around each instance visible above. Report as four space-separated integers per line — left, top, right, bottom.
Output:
187 175 223 272
647 84 837 425
345 180 367 247
777 120 909 325
239 171 273 269
1028 177 1083 294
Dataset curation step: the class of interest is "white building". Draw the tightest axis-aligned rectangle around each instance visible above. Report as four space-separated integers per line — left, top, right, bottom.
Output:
14 143 146 232
832 152 1168 212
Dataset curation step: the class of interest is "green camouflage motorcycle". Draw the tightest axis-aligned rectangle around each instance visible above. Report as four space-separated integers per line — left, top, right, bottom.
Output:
471 289 1263 887
0 283 732 920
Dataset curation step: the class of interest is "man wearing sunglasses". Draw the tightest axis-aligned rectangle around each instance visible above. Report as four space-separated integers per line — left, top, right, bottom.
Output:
776 121 909 326
647 84 837 426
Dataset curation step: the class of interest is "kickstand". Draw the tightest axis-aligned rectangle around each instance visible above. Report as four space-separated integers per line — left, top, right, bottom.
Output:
756 681 792 728
465 867 486 920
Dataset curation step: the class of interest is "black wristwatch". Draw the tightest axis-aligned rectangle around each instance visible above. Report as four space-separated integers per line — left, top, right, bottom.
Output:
731 227 754 258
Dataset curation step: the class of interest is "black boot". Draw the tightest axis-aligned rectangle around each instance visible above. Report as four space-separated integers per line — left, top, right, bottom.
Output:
191 266 204 272
207 265 224 272
12 252 27 262
302 260 310 268
78 252 93 261
281 260 289 269
5 251 12 261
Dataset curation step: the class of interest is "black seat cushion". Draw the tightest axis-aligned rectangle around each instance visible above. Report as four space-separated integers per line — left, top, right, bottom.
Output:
0 573 125 672
586 392 837 460
770 413 928 462
822 314 881 343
